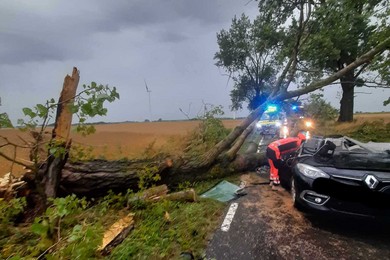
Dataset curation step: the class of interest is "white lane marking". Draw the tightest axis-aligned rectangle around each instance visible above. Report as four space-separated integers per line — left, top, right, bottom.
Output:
221 202 239 232
257 136 265 153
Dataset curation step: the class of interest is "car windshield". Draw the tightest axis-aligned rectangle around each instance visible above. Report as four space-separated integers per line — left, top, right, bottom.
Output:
260 113 279 121
260 113 270 120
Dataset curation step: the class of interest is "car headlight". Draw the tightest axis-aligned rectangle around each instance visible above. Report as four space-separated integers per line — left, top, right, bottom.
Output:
275 121 282 127
256 122 262 128
296 163 330 179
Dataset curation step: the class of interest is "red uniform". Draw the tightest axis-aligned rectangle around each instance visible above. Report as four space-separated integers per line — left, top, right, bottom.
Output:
266 135 305 185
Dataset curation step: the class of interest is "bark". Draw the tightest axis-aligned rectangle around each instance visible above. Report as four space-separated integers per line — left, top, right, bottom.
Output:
58 159 172 196
60 168 139 196
43 144 70 198
338 71 355 122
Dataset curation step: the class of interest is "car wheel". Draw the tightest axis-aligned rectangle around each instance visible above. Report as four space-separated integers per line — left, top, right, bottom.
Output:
290 177 301 209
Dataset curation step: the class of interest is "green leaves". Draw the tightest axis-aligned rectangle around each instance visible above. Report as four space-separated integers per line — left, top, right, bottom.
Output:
18 99 56 130
138 166 161 190
0 197 26 226
31 219 50 237
36 104 48 117
0 113 13 128
383 97 390 106
6 81 119 135
0 80 120 194
67 224 83 242
22 107 36 118
72 82 120 136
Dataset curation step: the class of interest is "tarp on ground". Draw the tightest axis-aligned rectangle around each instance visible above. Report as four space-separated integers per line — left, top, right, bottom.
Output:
200 180 240 202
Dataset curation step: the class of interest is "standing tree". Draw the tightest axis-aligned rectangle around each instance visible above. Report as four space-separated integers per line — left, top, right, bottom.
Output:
303 93 339 121
298 0 390 122
214 13 284 111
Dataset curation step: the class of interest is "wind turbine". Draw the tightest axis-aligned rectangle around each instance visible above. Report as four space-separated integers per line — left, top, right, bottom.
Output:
144 79 152 120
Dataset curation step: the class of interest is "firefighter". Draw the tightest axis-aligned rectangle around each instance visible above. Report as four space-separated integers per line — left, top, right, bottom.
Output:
266 132 307 191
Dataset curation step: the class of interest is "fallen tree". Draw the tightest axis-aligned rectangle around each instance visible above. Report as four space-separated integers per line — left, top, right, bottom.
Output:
1 13 389 199
51 35 389 197
21 152 267 196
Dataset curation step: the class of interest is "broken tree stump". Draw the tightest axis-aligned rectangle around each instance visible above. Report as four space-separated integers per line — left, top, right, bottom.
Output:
41 67 80 199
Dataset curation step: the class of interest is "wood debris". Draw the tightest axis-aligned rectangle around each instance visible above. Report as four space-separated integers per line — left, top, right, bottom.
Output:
99 213 135 255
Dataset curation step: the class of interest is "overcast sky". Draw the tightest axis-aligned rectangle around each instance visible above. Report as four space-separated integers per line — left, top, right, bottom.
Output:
0 1 388 124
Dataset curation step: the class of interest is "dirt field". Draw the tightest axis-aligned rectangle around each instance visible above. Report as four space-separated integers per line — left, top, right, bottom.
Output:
0 120 242 177
333 112 390 132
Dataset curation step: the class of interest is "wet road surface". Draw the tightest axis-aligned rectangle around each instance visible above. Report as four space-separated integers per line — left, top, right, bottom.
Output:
206 173 390 260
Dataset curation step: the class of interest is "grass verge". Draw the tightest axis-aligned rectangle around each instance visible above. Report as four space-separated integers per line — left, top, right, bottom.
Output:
0 178 235 259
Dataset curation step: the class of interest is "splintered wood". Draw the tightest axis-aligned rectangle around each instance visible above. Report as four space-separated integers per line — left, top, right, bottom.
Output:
99 213 135 255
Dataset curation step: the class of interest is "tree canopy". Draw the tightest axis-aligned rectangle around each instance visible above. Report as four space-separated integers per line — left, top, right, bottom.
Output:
214 13 284 110
216 0 390 120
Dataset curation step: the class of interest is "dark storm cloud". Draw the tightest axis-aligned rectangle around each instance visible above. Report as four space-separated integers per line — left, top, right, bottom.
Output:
0 0 246 65
0 32 92 65
94 0 238 30
0 32 64 64
159 31 188 43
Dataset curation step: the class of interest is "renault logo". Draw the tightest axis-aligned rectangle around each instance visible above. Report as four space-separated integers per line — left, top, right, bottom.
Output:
365 175 379 189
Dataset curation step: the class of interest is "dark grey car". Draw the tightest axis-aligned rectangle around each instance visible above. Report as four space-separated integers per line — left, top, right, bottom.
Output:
279 136 390 217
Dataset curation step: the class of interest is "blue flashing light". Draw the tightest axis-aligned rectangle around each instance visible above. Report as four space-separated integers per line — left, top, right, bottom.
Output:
292 105 298 110
266 105 278 113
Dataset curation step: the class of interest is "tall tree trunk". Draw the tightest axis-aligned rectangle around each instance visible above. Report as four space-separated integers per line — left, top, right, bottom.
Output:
338 71 355 122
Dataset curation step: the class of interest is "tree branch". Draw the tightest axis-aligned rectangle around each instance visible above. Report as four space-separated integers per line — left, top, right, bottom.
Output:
0 136 30 149
278 36 390 100
0 151 30 168
354 63 369 78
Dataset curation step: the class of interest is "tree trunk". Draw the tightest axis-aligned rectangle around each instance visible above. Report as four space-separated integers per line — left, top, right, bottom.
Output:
181 104 267 172
41 67 79 199
338 71 355 122
225 123 255 161
58 159 172 196
46 150 267 197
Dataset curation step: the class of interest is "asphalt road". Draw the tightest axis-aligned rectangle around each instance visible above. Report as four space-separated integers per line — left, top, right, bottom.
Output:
206 173 390 260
